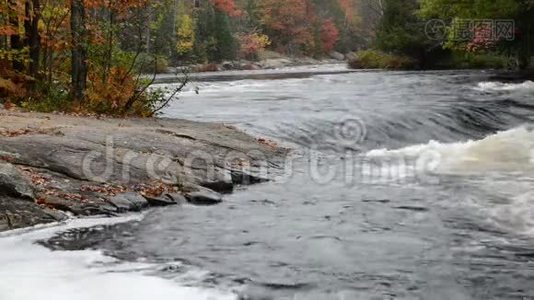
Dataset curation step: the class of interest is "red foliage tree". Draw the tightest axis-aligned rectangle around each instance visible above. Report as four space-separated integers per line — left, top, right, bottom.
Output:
210 0 241 17
321 19 340 53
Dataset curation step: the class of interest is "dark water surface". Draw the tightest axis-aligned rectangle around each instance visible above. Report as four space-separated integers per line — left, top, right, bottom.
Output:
43 67 534 299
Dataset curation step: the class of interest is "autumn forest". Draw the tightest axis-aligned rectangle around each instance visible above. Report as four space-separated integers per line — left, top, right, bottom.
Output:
1 0 533 116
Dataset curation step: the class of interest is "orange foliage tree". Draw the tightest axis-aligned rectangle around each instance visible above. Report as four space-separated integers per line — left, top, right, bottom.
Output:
258 0 316 54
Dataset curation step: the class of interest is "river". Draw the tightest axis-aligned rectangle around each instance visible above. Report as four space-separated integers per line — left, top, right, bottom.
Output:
3 65 534 299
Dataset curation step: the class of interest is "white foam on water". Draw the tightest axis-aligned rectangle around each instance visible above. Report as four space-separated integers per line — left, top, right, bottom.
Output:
475 80 534 92
367 126 534 236
486 190 534 235
0 215 237 300
366 126 534 174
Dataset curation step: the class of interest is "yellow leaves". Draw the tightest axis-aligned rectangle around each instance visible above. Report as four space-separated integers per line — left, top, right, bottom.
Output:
0 48 30 63
0 78 19 96
176 14 195 56
0 72 29 101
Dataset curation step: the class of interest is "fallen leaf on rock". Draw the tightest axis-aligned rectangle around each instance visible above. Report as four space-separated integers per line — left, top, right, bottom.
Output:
258 137 278 148
134 181 177 197
80 183 127 196
0 127 57 137
19 167 49 186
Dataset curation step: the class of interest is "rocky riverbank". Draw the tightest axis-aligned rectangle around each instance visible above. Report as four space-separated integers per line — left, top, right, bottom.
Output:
0 109 287 231
166 51 351 74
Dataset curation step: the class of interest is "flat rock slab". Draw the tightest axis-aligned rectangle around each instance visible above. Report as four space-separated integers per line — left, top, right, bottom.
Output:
0 109 287 231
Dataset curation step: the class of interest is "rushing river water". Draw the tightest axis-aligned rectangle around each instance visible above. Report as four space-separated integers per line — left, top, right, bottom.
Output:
4 66 534 300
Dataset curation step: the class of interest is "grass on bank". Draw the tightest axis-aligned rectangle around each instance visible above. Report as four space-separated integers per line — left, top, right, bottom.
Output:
348 50 416 70
348 49 512 70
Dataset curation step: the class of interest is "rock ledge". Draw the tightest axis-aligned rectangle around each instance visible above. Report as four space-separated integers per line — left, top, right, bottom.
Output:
0 109 286 231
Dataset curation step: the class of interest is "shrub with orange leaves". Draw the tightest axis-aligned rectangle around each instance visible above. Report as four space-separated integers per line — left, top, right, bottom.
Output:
86 66 150 116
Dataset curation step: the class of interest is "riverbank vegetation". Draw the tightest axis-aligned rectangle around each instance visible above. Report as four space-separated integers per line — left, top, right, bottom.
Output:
0 0 191 116
0 0 371 116
348 0 534 70
2 0 532 115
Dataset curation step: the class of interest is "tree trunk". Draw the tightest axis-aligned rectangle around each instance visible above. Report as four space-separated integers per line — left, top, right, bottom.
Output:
9 0 24 72
70 0 87 101
145 6 151 53
24 0 41 79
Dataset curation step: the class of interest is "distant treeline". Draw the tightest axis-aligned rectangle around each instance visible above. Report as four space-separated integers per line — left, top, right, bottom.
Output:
352 0 534 70
147 0 378 63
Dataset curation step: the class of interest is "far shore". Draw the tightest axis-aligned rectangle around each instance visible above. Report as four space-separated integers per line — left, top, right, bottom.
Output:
152 63 357 84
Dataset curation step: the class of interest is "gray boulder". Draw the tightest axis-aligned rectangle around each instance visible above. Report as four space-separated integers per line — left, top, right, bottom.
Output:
0 162 34 199
185 187 223 205
329 51 345 61
345 52 357 61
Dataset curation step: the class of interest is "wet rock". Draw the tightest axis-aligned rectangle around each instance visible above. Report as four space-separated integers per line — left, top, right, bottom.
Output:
41 208 70 222
108 192 149 212
0 196 57 230
142 194 177 207
165 193 188 205
40 194 117 216
0 162 34 199
185 187 223 205
231 170 269 185
199 178 234 193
